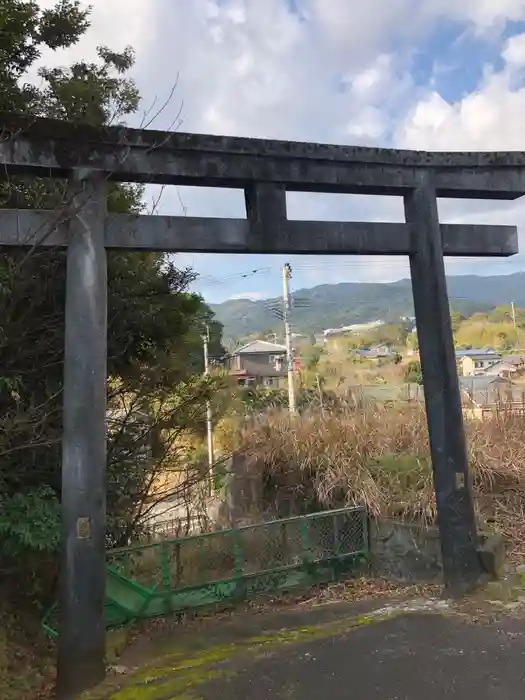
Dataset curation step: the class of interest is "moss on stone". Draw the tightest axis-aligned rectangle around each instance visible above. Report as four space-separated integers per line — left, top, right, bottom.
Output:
106 629 131 665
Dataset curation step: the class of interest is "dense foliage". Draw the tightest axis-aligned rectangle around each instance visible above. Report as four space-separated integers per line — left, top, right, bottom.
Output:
454 305 525 351
404 361 423 385
0 1 223 569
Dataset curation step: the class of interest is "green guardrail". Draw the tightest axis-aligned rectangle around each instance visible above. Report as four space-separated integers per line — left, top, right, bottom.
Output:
43 506 368 637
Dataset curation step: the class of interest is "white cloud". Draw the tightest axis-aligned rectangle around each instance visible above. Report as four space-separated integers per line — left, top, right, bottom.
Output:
398 74 525 151
397 37 525 277
349 55 394 99
35 1 525 143
443 0 525 27
405 92 451 134
396 28 525 240
309 0 525 56
502 32 525 65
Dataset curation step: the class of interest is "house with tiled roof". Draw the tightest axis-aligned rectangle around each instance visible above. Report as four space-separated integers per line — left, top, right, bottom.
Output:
227 340 289 387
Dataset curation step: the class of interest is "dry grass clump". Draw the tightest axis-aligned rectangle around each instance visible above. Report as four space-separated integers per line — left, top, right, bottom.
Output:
466 411 525 560
234 405 525 562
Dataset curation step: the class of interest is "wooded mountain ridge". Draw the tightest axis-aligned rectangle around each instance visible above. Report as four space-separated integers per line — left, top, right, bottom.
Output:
210 272 525 342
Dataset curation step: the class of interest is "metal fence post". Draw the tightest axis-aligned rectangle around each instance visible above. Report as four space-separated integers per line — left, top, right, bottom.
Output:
160 541 171 614
299 518 312 568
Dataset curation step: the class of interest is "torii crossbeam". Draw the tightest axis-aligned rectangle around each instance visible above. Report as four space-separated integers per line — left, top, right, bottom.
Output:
0 112 522 698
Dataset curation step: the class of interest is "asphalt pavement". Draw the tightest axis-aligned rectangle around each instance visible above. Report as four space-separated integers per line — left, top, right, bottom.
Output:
198 610 525 699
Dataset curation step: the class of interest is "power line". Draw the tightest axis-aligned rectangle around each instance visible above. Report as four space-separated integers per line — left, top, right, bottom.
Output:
195 255 525 291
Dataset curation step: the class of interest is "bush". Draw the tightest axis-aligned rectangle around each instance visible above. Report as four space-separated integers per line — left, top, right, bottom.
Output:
404 360 423 385
232 404 525 562
0 486 60 558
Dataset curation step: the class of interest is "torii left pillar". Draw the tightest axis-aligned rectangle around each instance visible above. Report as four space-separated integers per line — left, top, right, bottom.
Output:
57 172 108 699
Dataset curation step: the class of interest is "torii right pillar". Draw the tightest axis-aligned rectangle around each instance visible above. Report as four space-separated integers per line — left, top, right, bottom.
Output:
405 172 482 593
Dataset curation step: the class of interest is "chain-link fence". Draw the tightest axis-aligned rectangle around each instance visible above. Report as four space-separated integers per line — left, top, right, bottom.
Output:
44 507 368 636
106 506 367 591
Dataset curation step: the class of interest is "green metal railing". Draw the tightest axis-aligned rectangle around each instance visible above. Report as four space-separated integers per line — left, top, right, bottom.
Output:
43 506 368 637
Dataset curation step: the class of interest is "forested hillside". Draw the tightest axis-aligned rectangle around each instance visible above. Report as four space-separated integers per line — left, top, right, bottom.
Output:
211 272 525 342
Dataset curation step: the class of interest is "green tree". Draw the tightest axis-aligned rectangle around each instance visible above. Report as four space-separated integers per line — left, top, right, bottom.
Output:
0 1 222 561
489 305 515 324
404 360 423 385
303 344 324 371
0 0 90 112
406 331 419 351
357 322 409 349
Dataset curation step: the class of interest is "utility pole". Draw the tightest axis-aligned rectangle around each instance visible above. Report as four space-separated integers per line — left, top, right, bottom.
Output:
202 325 214 492
282 263 297 414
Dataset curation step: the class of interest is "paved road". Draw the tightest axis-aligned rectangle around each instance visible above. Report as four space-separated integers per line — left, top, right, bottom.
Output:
199 612 525 699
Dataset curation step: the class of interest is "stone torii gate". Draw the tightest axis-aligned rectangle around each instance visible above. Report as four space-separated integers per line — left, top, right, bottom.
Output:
0 112 522 697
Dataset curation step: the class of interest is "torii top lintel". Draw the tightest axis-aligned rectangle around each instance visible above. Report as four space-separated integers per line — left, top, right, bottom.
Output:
1 112 525 200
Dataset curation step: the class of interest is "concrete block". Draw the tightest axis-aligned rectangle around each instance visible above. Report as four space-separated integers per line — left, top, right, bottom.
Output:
477 532 506 581
369 520 443 583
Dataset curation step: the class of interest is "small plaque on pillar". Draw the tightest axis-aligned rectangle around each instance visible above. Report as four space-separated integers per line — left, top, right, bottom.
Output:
76 517 91 539
455 472 465 490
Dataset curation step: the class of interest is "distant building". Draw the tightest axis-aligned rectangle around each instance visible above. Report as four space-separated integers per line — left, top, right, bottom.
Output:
503 354 525 369
227 340 288 388
483 355 525 378
355 344 394 359
459 375 525 419
456 349 500 376
323 320 384 338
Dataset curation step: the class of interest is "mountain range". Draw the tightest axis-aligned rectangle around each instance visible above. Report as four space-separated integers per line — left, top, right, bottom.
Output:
210 272 525 343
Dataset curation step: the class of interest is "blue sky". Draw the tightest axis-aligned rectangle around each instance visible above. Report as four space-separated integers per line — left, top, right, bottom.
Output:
36 0 525 303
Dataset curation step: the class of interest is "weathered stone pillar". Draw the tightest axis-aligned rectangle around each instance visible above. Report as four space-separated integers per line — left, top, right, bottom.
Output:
405 173 483 593
57 172 108 698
